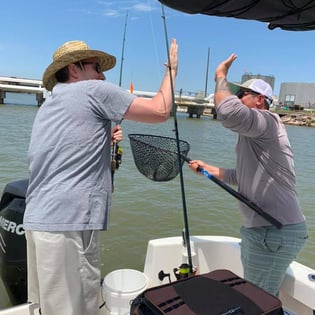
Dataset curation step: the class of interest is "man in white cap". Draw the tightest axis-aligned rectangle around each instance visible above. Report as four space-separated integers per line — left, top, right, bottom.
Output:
23 39 178 315
189 54 307 296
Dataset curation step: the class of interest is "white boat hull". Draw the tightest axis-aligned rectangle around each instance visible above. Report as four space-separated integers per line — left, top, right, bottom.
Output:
142 235 315 315
1 235 314 315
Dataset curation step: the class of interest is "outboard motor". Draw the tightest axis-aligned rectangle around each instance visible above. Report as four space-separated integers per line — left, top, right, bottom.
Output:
0 179 28 305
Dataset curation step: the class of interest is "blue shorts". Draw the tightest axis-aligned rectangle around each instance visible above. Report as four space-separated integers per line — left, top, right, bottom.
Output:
240 222 308 296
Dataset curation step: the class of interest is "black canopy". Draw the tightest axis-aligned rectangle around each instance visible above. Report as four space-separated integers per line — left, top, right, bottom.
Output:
158 0 315 31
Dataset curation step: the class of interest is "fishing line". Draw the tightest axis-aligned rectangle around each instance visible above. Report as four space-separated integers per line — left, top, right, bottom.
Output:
147 0 164 79
160 5 194 272
147 0 174 135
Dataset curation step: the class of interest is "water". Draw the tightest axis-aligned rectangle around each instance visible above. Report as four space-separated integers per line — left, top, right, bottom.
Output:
1 104 315 308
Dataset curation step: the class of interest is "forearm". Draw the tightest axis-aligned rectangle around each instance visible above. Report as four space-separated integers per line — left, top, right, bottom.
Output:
150 38 178 118
124 70 175 123
189 160 226 182
123 39 178 123
214 77 232 106
151 67 177 116
214 53 237 106
203 164 226 181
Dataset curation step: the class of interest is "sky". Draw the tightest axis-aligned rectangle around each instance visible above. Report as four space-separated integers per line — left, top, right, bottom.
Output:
2 0 315 97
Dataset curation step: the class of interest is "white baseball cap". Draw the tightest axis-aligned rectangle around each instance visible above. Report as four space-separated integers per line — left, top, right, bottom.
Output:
229 79 273 105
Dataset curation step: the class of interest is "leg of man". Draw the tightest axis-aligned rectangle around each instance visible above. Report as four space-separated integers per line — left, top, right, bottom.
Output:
25 230 40 304
240 222 307 296
26 230 100 315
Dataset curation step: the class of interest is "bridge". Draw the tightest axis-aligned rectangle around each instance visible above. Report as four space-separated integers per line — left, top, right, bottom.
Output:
0 76 47 106
0 76 215 117
133 89 215 118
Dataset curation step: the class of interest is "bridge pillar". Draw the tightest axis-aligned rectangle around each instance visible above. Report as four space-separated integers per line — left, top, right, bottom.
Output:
211 108 217 119
36 93 44 107
0 90 5 104
187 105 204 118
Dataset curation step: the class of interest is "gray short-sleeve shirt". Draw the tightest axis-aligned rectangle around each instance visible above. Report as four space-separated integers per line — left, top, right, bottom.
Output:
24 80 136 231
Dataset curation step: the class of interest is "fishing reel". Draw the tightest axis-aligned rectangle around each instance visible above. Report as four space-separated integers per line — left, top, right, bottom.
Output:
111 143 123 172
111 143 123 193
158 263 197 283
114 144 123 170
173 263 197 280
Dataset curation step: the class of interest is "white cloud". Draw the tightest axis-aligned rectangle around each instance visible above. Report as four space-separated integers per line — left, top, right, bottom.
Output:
99 0 158 17
101 9 121 17
132 3 154 12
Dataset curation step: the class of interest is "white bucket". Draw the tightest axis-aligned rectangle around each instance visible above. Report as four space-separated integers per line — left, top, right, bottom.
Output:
102 269 148 315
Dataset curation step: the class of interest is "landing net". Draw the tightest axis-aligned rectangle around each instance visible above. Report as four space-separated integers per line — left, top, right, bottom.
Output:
128 134 190 182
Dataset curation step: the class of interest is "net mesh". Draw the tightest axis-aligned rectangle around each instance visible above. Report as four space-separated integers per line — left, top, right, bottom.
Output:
128 134 190 182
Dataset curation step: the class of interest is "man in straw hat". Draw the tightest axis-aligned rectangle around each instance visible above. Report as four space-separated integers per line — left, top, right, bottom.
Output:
23 39 178 315
189 54 307 297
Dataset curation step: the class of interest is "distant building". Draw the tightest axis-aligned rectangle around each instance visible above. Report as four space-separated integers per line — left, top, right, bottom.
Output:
225 72 315 110
279 82 315 109
241 73 275 91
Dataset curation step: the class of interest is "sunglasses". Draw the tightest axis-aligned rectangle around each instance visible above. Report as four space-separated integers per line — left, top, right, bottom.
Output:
78 61 102 74
236 89 260 99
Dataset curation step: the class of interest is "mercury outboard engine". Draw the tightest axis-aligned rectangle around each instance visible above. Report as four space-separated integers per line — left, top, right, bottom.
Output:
0 179 28 305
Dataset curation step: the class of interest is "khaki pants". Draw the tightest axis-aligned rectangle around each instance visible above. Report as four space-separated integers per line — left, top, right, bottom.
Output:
25 230 101 315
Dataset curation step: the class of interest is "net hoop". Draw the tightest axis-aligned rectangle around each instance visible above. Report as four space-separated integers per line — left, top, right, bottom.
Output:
128 134 190 182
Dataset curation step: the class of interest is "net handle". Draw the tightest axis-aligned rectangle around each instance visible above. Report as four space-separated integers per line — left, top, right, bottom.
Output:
181 155 282 229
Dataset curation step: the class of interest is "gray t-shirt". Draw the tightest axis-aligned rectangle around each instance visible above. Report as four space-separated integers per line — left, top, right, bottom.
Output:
217 95 305 227
24 80 136 231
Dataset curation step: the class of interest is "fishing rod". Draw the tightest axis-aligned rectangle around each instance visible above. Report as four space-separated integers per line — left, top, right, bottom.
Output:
161 5 194 273
204 47 210 98
119 11 128 88
111 11 129 193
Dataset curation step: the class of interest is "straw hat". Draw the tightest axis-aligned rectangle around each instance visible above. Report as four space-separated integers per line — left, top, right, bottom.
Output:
43 40 116 91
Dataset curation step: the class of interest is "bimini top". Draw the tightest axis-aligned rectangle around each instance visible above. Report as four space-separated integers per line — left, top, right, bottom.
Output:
158 0 315 31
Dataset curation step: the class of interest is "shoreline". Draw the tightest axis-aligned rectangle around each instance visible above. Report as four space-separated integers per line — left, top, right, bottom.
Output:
204 109 315 127
278 111 315 127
